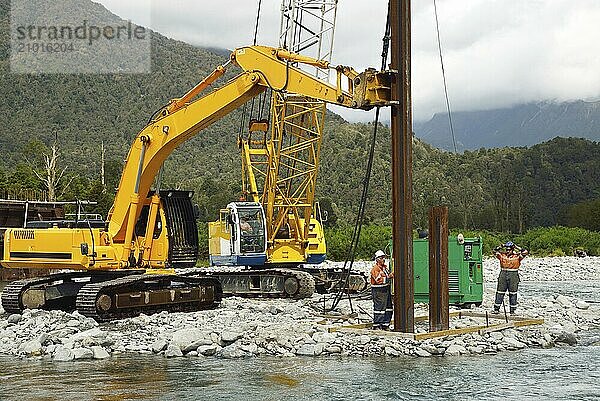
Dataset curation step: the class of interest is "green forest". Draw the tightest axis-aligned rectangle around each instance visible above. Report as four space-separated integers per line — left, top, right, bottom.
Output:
1 0 600 260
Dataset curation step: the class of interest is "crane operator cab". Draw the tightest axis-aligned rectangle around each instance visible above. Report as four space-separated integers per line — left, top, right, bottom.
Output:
208 202 267 266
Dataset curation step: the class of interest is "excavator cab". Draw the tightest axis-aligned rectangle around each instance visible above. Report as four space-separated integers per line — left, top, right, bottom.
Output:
208 202 267 267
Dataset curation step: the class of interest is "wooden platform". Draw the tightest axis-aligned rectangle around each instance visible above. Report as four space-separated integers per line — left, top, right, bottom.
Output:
328 310 544 340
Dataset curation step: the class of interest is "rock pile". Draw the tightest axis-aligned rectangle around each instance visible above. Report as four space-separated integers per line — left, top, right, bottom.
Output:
0 257 598 361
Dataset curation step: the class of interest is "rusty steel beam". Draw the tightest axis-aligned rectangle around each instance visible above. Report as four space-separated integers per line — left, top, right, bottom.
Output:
428 206 449 331
391 0 414 333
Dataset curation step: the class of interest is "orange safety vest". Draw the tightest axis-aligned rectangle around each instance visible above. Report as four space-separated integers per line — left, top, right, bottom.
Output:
495 252 524 270
370 263 392 286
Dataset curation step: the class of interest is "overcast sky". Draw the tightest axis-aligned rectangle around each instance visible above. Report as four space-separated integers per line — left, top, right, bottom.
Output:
95 0 600 122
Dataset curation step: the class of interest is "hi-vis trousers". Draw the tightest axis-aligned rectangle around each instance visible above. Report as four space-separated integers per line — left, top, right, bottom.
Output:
494 269 520 313
372 284 392 327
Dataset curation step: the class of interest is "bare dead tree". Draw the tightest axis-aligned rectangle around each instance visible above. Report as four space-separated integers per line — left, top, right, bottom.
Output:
28 141 72 202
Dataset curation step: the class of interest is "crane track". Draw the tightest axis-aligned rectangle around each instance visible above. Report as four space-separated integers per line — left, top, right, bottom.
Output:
183 267 315 299
301 266 368 294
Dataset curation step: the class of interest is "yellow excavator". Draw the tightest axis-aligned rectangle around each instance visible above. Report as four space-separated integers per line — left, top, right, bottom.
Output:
1 45 392 320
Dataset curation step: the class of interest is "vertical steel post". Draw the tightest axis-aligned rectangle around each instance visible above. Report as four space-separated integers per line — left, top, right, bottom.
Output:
391 0 414 333
428 206 449 331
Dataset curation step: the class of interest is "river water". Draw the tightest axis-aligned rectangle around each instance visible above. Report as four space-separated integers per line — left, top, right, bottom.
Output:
0 344 599 401
1 282 599 400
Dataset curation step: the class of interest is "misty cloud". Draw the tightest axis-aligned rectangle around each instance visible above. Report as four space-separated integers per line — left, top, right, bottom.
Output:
96 0 600 122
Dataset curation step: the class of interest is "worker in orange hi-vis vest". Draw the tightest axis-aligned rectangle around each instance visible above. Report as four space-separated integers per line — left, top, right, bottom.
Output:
370 250 393 330
493 241 528 315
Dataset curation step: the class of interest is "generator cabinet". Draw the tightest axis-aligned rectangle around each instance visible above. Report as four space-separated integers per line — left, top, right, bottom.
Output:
412 236 483 307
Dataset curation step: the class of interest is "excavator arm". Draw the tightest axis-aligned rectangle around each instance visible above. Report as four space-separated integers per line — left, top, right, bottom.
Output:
107 45 392 263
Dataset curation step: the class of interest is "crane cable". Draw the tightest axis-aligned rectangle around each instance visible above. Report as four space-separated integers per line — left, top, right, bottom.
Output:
322 4 392 313
433 0 457 153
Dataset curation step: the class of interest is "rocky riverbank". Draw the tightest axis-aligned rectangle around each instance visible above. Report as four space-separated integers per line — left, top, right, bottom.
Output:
0 257 598 361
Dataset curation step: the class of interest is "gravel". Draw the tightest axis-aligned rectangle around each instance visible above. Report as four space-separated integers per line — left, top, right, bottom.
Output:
0 256 598 361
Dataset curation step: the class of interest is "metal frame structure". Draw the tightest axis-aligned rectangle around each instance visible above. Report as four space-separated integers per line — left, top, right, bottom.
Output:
241 0 338 260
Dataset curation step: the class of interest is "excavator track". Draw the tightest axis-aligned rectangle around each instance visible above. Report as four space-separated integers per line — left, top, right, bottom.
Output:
1 271 222 322
75 274 222 322
302 266 369 294
183 267 315 299
1 271 124 314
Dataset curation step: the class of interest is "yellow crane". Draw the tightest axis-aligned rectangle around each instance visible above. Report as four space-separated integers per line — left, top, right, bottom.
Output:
1 45 392 320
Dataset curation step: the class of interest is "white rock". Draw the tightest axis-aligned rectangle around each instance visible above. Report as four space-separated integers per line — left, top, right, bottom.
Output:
325 345 342 354
467 346 485 354
359 335 371 345
221 331 243 343
7 314 22 324
69 328 108 346
91 346 110 359
414 348 431 357
445 344 466 356
197 345 219 356
575 300 590 310
502 337 526 349
312 332 336 344
296 344 316 356
151 339 168 353
19 339 43 356
555 295 572 307
220 343 249 358
172 329 211 352
384 346 400 356
73 347 94 360
165 344 183 358
53 345 74 361
313 343 325 356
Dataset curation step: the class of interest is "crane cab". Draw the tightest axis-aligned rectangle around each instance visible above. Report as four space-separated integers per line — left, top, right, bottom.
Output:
208 202 267 266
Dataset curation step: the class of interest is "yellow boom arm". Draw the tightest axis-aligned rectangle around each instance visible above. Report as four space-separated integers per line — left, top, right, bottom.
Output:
101 45 391 265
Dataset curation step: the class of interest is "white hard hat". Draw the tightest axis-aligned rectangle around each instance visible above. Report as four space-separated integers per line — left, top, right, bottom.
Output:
374 250 386 260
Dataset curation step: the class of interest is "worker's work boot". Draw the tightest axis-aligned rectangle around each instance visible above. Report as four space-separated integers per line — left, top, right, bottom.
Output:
380 325 390 331
492 308 500 314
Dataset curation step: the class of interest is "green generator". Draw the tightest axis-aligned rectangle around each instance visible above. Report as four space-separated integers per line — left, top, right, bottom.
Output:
389 236 483 307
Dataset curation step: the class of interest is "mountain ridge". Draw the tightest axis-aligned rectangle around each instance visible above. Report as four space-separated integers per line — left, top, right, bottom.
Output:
414 100 600 151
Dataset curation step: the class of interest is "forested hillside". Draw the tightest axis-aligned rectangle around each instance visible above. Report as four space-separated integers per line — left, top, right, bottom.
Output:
1 0 599 234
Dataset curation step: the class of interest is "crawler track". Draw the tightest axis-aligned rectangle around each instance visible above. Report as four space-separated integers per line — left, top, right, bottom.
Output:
76 274 222 322
301 266 368 294
1 271 222 322
183 267 315 299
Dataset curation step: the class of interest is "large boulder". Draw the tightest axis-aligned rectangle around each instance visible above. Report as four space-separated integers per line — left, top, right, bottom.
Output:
91 346 110 359
171 329 212 353
151 339 168 353
165 344 183 358
19 339 43 356
444 344 467 356
73 347 94 360
221 331 243 343
555 331 578 346
7 314 22 324
69 328 110 347
296 344 317 356
220 343 249 358
502 337 526 349
53 345 74 361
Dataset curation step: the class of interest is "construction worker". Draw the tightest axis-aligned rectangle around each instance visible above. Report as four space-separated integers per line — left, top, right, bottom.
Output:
240 218 253 235
370 250 393 330
493 241 528 314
